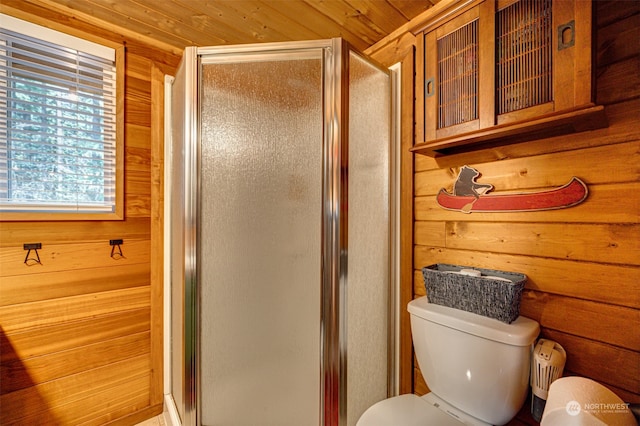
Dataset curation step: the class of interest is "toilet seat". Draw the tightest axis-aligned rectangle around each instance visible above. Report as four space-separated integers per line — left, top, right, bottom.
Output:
356 394 464 426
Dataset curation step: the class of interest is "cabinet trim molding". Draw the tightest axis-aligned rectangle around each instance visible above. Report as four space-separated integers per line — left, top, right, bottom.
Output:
411 104 607 157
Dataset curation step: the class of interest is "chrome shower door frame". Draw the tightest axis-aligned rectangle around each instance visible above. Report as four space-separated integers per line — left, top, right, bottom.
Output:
174 38 396 426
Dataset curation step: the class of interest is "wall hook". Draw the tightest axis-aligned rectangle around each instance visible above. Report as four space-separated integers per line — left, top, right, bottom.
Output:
110 239 124 259
24 243 42 265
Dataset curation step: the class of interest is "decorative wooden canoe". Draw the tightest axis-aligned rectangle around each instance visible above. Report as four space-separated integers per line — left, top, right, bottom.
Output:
436 177 588 213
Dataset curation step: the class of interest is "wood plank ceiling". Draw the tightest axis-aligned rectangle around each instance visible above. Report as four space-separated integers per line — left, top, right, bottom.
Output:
22 0 439 54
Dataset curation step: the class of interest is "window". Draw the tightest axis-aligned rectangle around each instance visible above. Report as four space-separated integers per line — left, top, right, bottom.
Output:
0 14 123 219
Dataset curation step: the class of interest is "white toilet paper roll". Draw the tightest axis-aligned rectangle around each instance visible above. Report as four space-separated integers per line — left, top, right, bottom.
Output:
541 377 636 426
483 275 513 282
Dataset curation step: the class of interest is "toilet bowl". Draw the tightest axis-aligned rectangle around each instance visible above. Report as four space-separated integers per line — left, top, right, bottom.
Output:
357 296 540 426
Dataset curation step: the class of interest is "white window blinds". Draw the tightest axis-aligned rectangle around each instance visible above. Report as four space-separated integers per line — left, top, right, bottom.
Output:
0 15 117 213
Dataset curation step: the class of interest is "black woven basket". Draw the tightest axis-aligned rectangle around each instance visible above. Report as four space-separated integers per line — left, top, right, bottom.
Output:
421 264 526 323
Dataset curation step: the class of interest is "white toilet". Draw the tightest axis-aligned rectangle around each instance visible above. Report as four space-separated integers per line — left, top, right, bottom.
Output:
358 296 540 426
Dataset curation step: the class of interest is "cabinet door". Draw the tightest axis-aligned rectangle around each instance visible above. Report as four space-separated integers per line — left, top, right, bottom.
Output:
553 0 593 111
495 0 592 125
424 2 494 141
495 0 554 124
417 0 597 153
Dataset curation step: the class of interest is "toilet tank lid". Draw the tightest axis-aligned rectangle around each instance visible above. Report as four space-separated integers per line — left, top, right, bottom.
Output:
408 297 539 346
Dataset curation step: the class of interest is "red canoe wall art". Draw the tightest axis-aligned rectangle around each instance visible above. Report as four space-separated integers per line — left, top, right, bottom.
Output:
437 166 588 213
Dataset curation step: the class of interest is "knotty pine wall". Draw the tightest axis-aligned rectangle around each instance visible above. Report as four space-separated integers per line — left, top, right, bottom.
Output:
369 1 639 423
1 1 637 425
0 4 180 424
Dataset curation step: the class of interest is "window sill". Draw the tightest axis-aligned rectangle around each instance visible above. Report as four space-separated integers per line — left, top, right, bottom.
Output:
0 211 124 222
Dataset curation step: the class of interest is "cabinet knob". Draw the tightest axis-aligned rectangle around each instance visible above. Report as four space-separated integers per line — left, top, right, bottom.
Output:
425 77 435 98
558 20 575 50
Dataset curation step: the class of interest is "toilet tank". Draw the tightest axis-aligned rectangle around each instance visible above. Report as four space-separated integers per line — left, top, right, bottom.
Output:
408 297 539 425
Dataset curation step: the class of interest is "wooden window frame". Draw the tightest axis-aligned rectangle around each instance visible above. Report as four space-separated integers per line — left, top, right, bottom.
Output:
0 38 124 222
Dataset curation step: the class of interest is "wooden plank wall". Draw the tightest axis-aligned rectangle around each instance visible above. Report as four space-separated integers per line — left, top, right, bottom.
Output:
0 5 180 423
371 1 639 423
0 1 637 425
413 0 640 413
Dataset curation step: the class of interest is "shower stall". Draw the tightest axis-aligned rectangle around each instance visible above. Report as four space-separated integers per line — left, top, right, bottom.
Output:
167 38 398 426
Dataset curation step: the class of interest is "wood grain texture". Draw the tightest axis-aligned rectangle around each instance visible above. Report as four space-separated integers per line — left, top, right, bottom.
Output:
364 30 417 67
597 56 640 105
519 291 640 352
444 222 640 265
0 287 150 332
416 182 640 224
415 140 640 196
1 355 150 424
416 0 597 154
0 240 150 277
414 97 640 172
1 1 637 424
409 1 640 407
0 263 150 306
0 309 151 362
0 25 163 423
2 332 150 394
597 13 639 68
12 0 435 55
414 246 640 309
540 331 640 396
0 218 150 247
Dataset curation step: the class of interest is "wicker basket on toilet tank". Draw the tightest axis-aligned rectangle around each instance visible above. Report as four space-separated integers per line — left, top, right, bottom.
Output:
421 264 526 324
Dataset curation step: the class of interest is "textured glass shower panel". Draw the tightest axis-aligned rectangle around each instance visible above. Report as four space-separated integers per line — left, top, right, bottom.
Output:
346 52 390 426
199 54 323 426
169 60 188 423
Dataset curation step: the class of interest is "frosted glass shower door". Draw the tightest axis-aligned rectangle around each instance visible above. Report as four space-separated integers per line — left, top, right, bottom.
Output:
346 51 391 425
198 51 323 426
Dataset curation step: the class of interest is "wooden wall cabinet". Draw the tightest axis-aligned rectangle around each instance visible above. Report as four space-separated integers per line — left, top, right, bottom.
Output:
414 0 607 156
